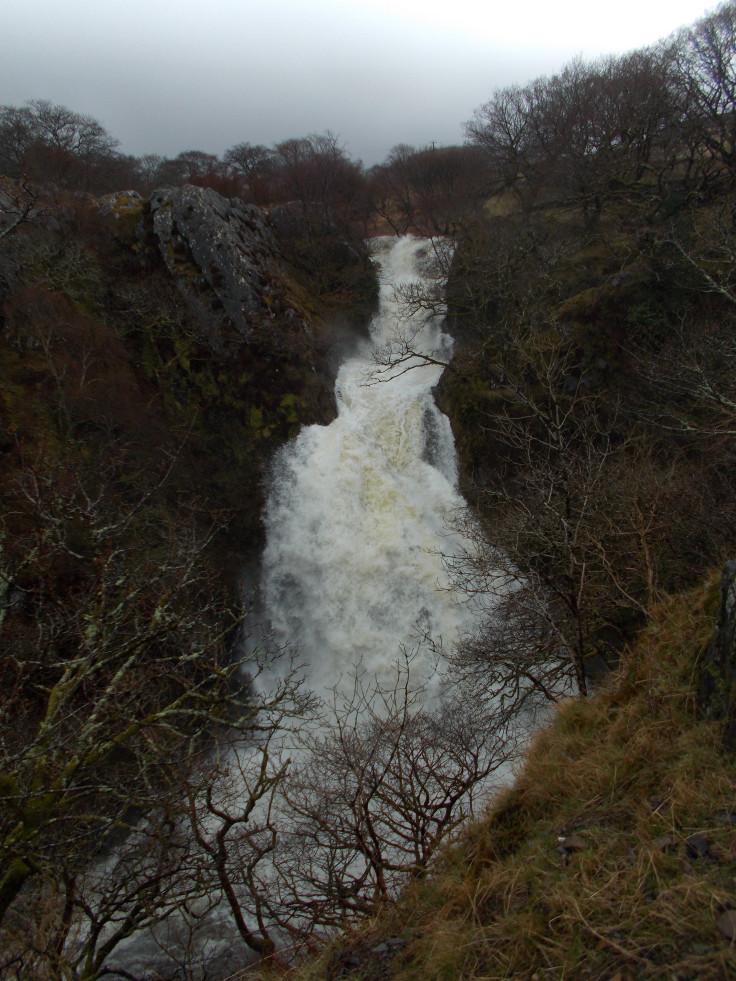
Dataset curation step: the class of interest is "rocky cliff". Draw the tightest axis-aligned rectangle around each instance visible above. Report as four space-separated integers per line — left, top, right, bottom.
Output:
1 184 378 566
149 185 307 353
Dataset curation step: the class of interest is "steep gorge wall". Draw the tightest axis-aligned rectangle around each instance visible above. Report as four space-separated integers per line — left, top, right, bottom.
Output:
0 184 378 575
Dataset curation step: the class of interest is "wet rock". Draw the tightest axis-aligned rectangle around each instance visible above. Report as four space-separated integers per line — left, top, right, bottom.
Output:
371 938 407 955
327 936 408 979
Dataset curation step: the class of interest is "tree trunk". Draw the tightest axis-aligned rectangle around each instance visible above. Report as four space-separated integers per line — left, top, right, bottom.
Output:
0 858 33 926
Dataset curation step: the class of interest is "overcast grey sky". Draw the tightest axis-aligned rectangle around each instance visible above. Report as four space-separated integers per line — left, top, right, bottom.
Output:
1 0 715 165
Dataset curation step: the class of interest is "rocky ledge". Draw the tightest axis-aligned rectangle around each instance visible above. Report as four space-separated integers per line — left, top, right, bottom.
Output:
148 184 307 354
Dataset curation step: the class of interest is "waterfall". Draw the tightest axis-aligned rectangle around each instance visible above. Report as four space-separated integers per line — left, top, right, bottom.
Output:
103 237 490 980
261 235 478 692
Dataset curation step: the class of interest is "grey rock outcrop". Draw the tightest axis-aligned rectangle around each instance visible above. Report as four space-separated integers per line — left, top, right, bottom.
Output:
149 185 287 352
699 560 736 749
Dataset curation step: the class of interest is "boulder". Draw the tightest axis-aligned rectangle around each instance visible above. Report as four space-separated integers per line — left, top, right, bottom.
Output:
149 185 285 352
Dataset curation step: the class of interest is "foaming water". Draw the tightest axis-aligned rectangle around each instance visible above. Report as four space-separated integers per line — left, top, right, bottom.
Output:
261 236 478 691
103 238 498 978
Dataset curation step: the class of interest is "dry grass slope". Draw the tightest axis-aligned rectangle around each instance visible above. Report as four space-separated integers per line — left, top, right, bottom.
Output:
285 571 736 981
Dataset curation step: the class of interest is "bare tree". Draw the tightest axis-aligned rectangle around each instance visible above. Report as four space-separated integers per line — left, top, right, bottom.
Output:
440 320 671 696
177 667 315 964
369 144 484 237
636 313 736 441
466 47 683 221
23 100 119 193
224 142 275 202
465 82 549 211
654 196 736 307
270 132 363 228
368 144 418 234
676 1 736 188
224 142 273 182
264 660 509 938
0 104 37 177
0 453 308 977
0 176 42 243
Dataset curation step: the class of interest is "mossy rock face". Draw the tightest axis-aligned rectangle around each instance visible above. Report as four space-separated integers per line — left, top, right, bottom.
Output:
141 184 376 438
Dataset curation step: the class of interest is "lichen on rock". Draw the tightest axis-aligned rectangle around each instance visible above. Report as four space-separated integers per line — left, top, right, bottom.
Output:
148 184 286 352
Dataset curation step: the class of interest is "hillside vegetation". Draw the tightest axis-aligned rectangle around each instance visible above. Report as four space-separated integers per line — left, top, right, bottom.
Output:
290 573 736 981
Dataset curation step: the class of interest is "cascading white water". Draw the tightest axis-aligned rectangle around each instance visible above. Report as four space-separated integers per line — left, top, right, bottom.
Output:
261 236 479 692
104 237 496 980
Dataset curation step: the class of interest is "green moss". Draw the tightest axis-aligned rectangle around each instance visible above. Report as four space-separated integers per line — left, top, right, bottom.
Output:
278 392 301 426
107 199 144 248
